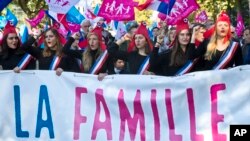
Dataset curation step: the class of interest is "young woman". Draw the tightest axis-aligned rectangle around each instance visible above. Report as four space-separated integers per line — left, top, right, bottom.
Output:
62 26 108 74
21 28 75 73
150 20 194 76
158 26 176 53
109 23 153 74
188 12 243 70
0 22 35 71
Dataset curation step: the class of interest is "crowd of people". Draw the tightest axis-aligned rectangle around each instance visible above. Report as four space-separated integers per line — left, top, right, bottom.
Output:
0 11 249 81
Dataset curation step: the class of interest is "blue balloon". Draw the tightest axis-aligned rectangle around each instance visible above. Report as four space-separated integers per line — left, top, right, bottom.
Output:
6 9 18 26
0 16 7 28
66 7 85 24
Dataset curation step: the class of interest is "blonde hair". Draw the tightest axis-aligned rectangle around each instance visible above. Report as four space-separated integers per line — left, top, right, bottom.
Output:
82 33 102 72
205 32 230 60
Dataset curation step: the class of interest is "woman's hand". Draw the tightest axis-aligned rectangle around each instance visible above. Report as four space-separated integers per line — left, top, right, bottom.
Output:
143 71 155 75
116 33 132 45
72 32 81 40
13 67 21 73
32 28 43 39
191 25 200 43
155 34 165 48
98 73 108 81
56 68 63 76
123 33 132 41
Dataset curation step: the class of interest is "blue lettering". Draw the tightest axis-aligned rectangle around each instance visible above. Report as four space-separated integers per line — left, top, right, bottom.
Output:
35 85 54 138
14 85 29 137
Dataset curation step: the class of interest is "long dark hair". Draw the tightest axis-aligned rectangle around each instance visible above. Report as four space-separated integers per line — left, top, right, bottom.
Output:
170 31 190 67
0 33 23 59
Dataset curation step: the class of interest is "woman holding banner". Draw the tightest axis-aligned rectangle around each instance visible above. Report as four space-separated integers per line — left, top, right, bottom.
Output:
61 26 108 75
0 22 35 71
149 19 195 76
188 12 243 70
108 23 153 74
21 28 75 74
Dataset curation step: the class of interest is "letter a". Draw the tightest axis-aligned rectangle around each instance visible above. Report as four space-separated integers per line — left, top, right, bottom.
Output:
234 129 241 136
35 85 54 138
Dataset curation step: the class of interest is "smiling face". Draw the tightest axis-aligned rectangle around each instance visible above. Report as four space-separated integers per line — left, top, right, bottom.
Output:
7 33 19 49
216 21 230 38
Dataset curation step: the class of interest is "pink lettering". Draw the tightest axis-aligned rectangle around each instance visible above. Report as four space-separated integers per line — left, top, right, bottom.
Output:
165 89 182 141
118 89 145 141
210 84 226 141
151 89 160 140
91 89 112 140
73 87 88 140
187 88 204 141
72 84 228 140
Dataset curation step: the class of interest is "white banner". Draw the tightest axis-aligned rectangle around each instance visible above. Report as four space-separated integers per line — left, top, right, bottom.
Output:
0 66 250 141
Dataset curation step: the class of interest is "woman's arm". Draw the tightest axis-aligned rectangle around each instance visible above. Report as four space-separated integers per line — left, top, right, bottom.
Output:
188 26 208 59
62 36 83 60
149 35 166 74
21 36 41 58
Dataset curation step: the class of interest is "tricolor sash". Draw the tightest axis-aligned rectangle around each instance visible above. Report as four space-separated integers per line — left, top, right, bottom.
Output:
89 50 109 74
175 59 198 76
17 53 33 70
213 41 238 70
49 56 61 70
175 42 202 75
137 56 150 75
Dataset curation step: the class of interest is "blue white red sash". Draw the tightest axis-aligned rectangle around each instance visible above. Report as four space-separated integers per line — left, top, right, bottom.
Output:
89 50 109 74
137 56 150 75
213 41 238 70
175 59 198 76
17 53 33 70
49 56 61 70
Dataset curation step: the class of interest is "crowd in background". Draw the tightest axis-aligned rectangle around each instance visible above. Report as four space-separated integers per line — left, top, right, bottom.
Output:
0 11 250 81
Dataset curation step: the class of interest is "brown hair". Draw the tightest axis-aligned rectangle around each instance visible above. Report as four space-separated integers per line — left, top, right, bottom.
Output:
42 28 63 57
0 33 23 59
170 30 190 67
